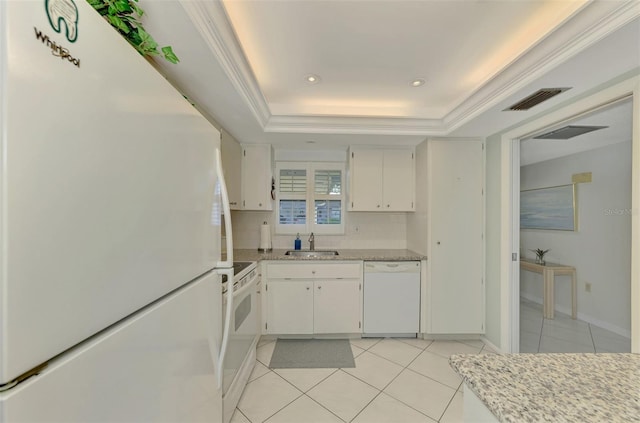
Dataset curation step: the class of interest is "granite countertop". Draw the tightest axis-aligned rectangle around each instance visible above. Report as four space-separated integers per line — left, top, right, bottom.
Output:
231 248 426 262
449 353 640 423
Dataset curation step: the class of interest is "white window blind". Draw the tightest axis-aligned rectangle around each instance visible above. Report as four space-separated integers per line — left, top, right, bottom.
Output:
280 169 307 193
314 170 341 195
275 162 345 235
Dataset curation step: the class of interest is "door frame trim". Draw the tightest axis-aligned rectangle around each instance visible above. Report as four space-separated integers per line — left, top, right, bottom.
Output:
499 75 640 353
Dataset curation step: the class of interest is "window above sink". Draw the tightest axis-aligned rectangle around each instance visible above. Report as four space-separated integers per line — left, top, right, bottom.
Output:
275 161 345 235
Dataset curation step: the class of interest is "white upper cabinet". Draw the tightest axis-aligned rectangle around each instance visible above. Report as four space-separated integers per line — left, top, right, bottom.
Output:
241 144 273 211
381 149 415 211
349 149 384 210
348 147 415 211
220 130 242 210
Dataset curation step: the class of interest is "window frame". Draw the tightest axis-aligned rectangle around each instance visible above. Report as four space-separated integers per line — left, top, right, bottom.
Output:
275 161 346 235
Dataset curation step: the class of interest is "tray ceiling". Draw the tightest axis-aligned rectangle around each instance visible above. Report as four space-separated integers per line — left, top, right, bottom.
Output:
141 0 639 148
222 0 586 119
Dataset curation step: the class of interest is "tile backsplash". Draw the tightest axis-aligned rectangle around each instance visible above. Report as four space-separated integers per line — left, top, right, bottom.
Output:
230 211 408 250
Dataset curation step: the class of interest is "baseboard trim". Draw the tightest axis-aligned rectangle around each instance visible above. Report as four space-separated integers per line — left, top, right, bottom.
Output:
479 337 502 354
422 333 483 341
520 293 631 339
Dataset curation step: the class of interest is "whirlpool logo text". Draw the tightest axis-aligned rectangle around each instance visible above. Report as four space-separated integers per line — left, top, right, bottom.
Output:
34 27 80 68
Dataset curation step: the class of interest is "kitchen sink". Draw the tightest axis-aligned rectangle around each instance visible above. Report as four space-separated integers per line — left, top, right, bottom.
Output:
284 250 339 257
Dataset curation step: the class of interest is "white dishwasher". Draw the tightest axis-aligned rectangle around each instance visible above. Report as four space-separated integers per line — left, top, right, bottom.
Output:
363 261 421 337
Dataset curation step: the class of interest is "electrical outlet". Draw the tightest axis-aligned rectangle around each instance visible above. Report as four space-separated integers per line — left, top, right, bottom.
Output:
585 282 592 293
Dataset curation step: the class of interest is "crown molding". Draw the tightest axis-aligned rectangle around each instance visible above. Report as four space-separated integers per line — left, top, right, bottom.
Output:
442 0 640 133
181 0 639 137
265 115 446 136
179 0 271 127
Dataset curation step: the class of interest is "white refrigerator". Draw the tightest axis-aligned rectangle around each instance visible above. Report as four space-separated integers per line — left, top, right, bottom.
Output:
0 1 234 421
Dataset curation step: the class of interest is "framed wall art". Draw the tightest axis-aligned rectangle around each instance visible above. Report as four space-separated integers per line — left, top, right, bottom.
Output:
520 184 577 231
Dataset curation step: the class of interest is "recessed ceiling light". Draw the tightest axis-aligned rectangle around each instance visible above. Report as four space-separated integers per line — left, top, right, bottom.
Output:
305 74 321 84
410 78 425 87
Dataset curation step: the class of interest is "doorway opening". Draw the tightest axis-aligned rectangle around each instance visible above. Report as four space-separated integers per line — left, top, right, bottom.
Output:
499 76 639 353
518 98 632 353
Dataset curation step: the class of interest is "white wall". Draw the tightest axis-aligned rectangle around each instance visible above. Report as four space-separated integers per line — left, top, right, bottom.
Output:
406 140 428 254
520 141 632 336
231 210 408 250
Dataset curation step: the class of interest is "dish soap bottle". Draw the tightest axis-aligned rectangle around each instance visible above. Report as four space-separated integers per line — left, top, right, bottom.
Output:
294 233 302 250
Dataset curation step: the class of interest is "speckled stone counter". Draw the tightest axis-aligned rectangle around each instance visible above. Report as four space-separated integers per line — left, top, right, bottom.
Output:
232 248 426 262
449 353 640 423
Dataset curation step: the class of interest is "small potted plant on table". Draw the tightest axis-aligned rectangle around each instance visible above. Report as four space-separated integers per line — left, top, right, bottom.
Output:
531 249 550 265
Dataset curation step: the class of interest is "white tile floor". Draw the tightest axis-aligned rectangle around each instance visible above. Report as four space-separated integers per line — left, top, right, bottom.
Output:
519 298 631 353
232 337 496 423
232 300 631 423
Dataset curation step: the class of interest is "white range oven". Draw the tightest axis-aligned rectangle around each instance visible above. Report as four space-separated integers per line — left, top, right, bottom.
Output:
221 261 260 423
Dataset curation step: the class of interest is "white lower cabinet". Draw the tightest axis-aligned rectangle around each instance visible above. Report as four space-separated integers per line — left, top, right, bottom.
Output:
313 280 361 333
266 280 313 334
264 261 363 335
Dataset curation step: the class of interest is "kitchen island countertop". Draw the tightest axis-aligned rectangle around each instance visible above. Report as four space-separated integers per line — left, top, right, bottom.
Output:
449 353 640 423
232 248 426 262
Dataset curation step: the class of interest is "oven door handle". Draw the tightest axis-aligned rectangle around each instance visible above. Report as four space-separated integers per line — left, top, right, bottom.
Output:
216 267 234 390
232 277 258 299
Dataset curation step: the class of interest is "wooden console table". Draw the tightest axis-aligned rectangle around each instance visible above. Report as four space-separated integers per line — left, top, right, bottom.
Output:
520 258 577 319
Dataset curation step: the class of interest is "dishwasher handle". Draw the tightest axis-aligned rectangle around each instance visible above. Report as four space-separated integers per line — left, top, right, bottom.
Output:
364 261 420 273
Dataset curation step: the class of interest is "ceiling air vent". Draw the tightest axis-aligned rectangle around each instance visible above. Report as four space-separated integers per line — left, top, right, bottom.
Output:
504 87 571 111
533 125 608 140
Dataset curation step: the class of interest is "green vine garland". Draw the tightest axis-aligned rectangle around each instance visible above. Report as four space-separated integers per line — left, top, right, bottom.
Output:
87 0 179 64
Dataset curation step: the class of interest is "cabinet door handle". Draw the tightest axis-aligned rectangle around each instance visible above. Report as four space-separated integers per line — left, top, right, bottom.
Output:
386 204 390 208
306 287 310 290
317 286 322 290
377 205 380 208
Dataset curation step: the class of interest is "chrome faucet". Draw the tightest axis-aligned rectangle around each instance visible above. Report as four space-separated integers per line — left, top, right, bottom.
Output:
308 232 315 250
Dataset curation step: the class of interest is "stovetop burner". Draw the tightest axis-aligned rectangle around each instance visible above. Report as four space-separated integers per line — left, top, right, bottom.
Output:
222 261 256 283
233 261 254 274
